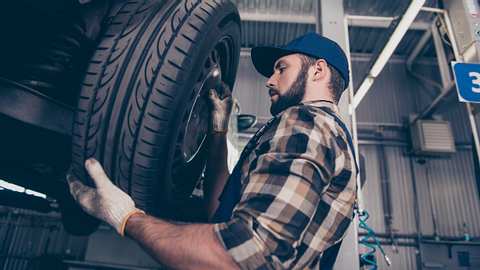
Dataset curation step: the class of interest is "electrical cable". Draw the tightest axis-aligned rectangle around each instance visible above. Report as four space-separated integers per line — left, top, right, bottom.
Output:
358 209 392 269
436 16 452 48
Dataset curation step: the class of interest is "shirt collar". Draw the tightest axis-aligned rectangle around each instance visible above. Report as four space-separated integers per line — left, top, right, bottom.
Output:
300 99 340 114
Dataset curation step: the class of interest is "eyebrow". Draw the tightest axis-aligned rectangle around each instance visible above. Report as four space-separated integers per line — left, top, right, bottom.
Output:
274 60 287 70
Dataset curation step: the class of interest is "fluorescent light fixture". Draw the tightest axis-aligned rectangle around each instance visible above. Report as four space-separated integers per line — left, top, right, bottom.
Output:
0 179 47 199
25 189 47 199
353 0 425 109
0 180 25 193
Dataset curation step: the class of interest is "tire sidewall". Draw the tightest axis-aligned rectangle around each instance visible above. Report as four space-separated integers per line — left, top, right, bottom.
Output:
157 2 241 211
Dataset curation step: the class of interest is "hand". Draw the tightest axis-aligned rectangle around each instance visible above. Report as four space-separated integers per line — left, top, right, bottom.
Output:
208 82 233 133
67 159 144 235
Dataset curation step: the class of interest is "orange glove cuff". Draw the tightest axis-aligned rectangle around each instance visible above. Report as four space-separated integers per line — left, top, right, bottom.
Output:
119 209 145 237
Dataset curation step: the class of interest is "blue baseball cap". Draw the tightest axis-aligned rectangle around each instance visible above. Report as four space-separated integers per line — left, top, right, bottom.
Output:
251 32 349 89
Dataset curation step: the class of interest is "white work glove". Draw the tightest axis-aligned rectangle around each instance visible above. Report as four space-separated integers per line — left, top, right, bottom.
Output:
208 82 233 133
67 159 144 236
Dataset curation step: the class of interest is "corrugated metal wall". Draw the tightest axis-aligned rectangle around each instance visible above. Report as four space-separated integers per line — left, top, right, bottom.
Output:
419 149 480 236
232 55 271 120
0 207 88 270
359 143 480 269
233 55 480 270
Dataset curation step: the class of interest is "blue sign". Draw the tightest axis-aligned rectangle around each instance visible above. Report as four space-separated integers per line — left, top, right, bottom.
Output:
452 62 480 103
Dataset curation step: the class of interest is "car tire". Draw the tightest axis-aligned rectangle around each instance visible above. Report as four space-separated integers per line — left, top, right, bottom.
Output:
70 0 241 224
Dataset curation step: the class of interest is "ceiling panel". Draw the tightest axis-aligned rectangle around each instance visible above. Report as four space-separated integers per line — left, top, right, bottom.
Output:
233 0 440 57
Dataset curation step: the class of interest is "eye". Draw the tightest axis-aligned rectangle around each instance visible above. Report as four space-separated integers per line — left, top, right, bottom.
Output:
278 66 286 73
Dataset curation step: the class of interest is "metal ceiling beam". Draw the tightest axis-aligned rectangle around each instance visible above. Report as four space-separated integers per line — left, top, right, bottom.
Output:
352 0 426 109
239 12 430 30
242 48 439 66
239 12 316 24
347 15 429 30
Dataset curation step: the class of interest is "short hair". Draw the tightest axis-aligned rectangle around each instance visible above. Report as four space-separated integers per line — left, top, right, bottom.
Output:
299 55 346 104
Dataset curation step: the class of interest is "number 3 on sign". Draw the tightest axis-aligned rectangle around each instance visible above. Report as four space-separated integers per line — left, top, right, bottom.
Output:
469 72 480 93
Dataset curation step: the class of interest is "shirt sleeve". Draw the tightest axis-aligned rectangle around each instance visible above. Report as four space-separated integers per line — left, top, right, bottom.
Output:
213 106 341 269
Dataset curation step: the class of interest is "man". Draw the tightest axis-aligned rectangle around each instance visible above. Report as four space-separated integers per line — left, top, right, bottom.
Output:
67 32 357 269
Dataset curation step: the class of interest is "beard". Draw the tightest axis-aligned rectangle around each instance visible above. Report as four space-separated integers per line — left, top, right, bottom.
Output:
269 70 307 116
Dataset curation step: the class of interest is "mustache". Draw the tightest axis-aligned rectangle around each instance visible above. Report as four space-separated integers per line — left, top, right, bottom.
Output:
268 87 279 96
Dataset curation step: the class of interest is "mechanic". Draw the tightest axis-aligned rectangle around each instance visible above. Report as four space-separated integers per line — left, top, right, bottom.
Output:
67 32 358 269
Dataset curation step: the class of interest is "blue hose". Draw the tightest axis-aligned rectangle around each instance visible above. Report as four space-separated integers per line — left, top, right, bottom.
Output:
358 210 391 269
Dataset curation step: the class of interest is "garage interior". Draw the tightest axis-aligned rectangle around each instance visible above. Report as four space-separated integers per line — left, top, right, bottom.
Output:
1 0 480 269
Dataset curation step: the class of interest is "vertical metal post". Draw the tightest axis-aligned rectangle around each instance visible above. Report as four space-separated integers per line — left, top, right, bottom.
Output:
317 1 360 269
344 19 365 213
317 0 349 55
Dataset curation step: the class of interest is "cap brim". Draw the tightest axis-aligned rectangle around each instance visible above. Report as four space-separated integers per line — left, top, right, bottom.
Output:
251 46 294 78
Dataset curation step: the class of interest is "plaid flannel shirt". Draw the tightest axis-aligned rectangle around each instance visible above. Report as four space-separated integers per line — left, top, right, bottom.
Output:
213 101 357 269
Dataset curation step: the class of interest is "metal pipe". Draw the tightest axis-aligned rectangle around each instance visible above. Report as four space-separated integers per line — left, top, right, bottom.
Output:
406 28 432 70
359 239 418 248
358 133 474 150
442 12 460 59
462 41 478 61
406 25 444 101
343 15 365 213
408 156 424 269
411 81 455 124
347 14 398 22
315 0 321 33
357 140 409 147
359 232 480 242
420 7 446 14
376 132 394 243
357 121 406 129
420 239 480 246
431 17 453 88
405 19 445 101
63 260 158 270
425 164 440 238
346 15 429 30
359 236 480 249
406 68 444 101
341 14 362 266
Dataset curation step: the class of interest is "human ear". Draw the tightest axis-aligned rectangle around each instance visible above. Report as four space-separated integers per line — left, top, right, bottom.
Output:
312 59 328 81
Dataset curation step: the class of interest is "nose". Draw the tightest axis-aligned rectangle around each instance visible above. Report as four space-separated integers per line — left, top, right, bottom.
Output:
266 74 276 88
